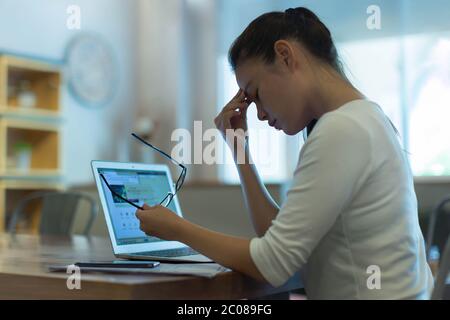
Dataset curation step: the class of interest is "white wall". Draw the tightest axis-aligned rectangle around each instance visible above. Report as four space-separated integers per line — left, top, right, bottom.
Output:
135 0 183 167
0 0 139 186
182 0 219 181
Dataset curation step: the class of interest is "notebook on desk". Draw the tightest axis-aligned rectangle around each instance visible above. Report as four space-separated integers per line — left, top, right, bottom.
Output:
48 263 228 279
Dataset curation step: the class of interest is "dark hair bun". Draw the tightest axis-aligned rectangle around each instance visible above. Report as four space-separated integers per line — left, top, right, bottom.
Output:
229 6 344 77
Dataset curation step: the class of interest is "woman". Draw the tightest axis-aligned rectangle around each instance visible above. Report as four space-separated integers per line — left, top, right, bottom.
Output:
136 7 433 299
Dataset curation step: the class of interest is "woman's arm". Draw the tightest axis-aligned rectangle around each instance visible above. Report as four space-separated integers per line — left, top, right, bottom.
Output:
236 148 280 237
136 205 266 282
215 89 279 237
179 219 266 282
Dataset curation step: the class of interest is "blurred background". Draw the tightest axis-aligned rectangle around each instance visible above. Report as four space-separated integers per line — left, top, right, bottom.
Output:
0 0 449 249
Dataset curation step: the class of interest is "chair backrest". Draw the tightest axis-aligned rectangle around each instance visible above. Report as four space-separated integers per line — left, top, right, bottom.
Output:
431 234 450 300
426 196 450 260
8 191 98 236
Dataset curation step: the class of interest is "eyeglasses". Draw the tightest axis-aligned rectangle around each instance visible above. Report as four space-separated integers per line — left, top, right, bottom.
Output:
100 133 187 210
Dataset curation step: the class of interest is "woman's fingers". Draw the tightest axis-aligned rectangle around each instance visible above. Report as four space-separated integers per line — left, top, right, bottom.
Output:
215 103 246 125
214 89 250 134
230 89 248 104
220 109 241 126
233 88 247 100
216 110 242 131
142 203 152 210
232 89 242 99
222 101 249 113
216 90 249 122
240 103 249 120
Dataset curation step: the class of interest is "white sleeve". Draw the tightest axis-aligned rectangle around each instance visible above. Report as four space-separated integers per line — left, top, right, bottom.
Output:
250 114 372 287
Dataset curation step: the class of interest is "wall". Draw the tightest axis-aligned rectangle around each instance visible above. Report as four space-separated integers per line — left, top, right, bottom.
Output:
0 0 139 186
136 0 220 182
135 0 183 167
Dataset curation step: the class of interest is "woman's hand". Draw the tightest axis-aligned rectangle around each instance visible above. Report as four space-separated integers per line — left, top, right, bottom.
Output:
135 204 184 241
214 89 250 156
135 204 266 283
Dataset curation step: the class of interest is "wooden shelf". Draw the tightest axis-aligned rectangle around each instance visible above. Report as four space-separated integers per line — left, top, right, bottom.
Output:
1 118 60 131
0 169 62 179
2 56 60 73
0 54 64 232
0 105 61 121
0 180 64 190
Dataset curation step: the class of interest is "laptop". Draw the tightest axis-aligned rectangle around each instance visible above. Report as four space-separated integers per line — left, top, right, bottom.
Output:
91 160 212 263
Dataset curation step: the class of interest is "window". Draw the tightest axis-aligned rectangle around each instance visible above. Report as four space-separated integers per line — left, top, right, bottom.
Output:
339 31 450 176
338 38 403 137
406 35 450 176
218 22 450 181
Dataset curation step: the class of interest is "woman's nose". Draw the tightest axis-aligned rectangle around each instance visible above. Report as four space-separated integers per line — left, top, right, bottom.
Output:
257 106 268 121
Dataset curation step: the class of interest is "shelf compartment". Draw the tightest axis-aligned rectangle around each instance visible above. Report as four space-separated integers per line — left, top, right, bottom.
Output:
0 55 61 113
2 121 60 173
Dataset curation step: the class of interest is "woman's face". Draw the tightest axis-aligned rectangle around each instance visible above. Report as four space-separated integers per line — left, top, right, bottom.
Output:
235 47 316 136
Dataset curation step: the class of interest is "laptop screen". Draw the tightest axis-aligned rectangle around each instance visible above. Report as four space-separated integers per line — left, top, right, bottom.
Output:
97 168 179 246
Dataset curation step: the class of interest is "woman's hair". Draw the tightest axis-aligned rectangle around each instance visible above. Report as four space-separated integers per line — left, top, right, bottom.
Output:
228 7 346 78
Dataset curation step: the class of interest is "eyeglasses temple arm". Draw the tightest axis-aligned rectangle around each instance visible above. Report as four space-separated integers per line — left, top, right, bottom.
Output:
100 174 144 210
131 133 186 170
159 193 172 206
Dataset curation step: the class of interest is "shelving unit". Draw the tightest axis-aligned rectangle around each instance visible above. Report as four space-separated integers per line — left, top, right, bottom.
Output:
0 55 64 232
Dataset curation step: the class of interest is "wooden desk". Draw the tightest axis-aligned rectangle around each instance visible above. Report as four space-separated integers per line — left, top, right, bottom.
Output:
0 233 302 299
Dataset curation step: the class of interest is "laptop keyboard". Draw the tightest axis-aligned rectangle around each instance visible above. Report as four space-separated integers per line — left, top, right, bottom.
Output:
133 247 199 258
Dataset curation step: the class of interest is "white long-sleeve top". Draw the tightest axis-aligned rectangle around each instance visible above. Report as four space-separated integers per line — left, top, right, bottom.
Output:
250 99 434 299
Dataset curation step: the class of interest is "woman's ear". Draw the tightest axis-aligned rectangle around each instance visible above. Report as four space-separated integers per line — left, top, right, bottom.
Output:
274 40 296 71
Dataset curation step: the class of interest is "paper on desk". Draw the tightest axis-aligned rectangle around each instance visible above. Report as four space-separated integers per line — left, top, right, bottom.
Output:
48 263 230 279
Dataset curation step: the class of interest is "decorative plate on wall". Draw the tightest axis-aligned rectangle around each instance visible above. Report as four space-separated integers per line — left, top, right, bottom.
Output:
65 33 118 108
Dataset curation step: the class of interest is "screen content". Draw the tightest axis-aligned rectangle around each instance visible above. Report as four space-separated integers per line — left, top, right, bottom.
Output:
98 168 179 246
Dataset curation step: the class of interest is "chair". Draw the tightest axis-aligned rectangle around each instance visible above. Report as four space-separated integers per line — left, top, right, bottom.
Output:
8 191 98 236
426 196 450 261
431 234 450 300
